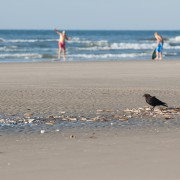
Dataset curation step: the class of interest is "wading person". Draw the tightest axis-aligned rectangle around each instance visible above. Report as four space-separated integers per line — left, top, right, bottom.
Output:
54 29 70 61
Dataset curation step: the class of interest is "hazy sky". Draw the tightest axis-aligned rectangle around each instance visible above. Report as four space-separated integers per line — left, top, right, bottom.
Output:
1 0 180 30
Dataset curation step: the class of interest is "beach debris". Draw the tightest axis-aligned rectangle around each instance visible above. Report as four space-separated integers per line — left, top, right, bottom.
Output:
89 134 97 139
27 119 35 123
60 111 66 114
0 107 180 128
119 117 129 121
97 110 103 113
68 117 77 121
23 113 33 118
0 119 5 123
163 115 172 120
123 106 180 120
40 130 45 134
81 117 87 121
104 109 114 112
45 121 55 125
48 115 55 119
70 135 75 139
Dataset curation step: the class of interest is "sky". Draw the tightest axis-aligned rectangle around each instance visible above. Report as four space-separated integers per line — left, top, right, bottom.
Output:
0 0 180 30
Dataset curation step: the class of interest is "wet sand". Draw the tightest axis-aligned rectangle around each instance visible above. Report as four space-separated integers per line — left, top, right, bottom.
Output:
0 60 179 116
0 60 180 179
1 128 180 179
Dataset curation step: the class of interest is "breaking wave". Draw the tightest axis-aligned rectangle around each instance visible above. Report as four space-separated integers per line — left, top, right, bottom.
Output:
3 39 57 43
69 53 148 59
0 53 42 59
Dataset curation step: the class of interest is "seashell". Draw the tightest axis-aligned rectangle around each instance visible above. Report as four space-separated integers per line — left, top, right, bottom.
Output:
123 108 132 112
145 107 151 111
48 115 55 119
62 118 67 121
127 115 132 118
100 118 108 122
89 135 97 139
45 122 55 125
170 109 178 113
97 110 103 112
60 111 66 114
68 118 77 121
24 113 33 118
119 117 129 121
70 135 75 139
104 109 113 112
86 119 95 122
154 109 161 113
27 119 35 123
81 117 87 121
112 115 121 119
163 115 172 120
0 119 5 123
40 130 45 134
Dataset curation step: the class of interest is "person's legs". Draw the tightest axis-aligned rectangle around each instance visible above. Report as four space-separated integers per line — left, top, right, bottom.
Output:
61 43 66 61
155 51 159 60
59 42 66 61
155 45 162 60
158 43 163 60
62 49 66 61
155 50 160 60
58 48 61 59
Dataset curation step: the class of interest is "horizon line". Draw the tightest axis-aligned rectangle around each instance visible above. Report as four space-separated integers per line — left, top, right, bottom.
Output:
0 28 180 31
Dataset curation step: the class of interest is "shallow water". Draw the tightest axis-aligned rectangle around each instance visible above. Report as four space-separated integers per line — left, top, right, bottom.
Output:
1 106 180 134
1 115 180 134
0 30 180 62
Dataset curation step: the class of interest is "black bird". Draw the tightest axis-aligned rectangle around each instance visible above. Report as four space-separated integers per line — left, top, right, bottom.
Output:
143 94 168 110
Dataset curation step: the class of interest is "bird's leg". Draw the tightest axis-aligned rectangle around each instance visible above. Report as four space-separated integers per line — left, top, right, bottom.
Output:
150 106 155 115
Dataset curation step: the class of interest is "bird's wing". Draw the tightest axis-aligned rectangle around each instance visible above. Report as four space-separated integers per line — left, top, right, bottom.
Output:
152 96 167 105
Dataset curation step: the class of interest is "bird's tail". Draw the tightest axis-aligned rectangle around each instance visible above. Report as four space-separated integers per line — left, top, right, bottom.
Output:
163 103 168 107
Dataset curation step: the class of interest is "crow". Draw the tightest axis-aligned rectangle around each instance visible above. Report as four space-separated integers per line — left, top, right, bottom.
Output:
143 94 168 110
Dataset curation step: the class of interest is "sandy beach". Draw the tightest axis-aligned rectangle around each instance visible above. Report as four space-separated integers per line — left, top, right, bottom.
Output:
0 60 179 116
0 60 180 179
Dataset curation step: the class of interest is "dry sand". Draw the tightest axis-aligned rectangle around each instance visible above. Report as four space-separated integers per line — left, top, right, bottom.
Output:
0 60 180 179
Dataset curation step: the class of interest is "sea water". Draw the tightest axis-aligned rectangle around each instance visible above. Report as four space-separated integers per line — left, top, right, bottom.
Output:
0 30 180 62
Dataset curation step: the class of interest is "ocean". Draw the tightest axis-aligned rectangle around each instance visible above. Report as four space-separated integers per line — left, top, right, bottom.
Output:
0 30 180 62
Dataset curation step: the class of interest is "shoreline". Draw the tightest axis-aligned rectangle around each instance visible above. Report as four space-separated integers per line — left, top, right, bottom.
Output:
0 57 180 64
